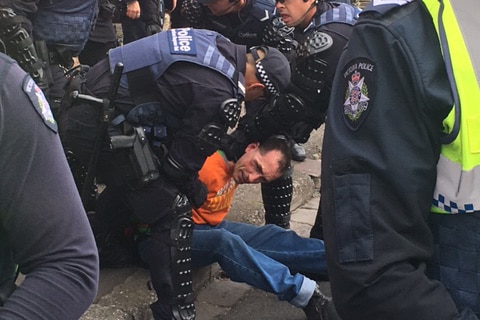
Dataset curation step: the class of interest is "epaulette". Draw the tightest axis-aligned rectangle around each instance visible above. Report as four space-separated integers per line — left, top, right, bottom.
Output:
248 0 275 22
315 3 358 27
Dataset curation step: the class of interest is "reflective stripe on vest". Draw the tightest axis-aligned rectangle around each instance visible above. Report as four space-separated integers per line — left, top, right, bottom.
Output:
311 2 358 30
249 0 275 22
422 0 480 213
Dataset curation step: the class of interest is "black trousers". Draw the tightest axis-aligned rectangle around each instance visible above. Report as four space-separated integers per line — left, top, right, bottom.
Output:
58 87 190 319
321 177 478 320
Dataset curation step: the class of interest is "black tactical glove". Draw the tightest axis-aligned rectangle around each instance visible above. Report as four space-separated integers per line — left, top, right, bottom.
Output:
262 17 297 62
291 121 315 144
99 0 118 19
178 175 208 208
221 129 250 162
161 152 208 208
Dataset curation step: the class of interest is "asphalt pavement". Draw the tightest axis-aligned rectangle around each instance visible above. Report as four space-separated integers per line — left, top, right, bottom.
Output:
80 128 326 320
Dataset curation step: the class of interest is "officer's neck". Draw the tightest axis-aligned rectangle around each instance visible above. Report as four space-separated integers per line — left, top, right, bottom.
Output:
296 3 317 29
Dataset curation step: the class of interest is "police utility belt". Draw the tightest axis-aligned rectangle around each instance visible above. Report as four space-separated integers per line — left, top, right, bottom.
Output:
71 65 241 191
68 63 160 191
109 102 165 190
108 97 241 190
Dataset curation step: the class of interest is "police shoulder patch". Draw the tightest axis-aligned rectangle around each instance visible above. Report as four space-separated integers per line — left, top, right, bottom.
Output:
168 28 197 56
23 75 58 133
340 58 375 131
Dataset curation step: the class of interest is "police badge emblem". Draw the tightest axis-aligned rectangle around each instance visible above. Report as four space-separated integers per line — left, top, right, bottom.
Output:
23 75 58 133
341 58 375 131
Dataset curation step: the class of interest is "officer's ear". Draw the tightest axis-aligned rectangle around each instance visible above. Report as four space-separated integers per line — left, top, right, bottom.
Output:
245 53 267 100
248 82 265 92
245 82 266 100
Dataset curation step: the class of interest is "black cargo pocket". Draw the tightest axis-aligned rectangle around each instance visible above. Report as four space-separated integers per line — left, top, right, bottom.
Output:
334 173 373 263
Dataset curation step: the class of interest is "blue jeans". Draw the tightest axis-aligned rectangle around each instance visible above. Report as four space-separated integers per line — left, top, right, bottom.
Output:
192 221 327 308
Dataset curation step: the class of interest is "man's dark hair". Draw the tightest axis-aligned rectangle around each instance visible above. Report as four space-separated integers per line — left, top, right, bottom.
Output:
258 135 292 175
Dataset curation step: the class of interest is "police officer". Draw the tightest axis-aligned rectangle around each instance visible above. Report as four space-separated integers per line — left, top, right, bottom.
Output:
175 0 292 228
231 0 358 228
251 0 359 161
0 0 96 110
320 0 479 319
59 28 290 320
269 0 358 158
178 0 357 229
242 0 358 231
0 52 99 319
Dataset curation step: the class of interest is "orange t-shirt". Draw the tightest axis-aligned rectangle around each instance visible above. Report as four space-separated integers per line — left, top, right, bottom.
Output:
192 151 238 226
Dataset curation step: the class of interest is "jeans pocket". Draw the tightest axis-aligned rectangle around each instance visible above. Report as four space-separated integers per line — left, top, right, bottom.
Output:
334 173 373 263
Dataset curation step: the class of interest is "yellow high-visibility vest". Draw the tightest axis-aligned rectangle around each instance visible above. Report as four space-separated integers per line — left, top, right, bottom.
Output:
422 0 480 213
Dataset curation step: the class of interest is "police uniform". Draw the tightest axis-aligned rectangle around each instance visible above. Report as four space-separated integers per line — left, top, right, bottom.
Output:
0 52 99 319
181 0 358 228
321 0 479 319
286 1 357 144
249 1 358 228
250 0 358 141
59 28 269 320
179 0 299 229
0 0 96 109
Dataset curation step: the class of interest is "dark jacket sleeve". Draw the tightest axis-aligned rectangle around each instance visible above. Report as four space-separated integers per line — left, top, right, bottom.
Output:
0 57 99 320
293 21 354 127
321 0 453 287
157 62 235 173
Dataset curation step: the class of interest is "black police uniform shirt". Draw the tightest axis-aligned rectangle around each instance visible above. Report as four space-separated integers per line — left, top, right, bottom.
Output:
320 1 455 318
84 34 246 175
0 0 96 55
0 54 98 319
292 1 356 125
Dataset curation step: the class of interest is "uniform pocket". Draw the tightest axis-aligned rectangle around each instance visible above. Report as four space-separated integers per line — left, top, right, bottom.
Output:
333 173 373 263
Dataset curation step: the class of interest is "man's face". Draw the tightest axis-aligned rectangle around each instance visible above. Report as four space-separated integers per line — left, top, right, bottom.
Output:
203 0 241 16
275 0 315 28
232 143 283 184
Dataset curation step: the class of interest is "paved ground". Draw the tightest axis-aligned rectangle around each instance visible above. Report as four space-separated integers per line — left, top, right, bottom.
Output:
80 128 326 320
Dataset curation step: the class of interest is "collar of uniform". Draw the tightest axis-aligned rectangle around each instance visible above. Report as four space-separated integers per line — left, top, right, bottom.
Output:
237 46 247 99
304 1 334 33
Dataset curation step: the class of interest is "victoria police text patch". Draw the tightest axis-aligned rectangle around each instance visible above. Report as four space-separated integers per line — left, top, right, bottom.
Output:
340 58 375 131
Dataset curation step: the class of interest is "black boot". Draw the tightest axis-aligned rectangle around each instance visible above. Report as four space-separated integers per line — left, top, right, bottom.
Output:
150 300 196 320
150 301 174 320
291 143 307 162
303 284 341 320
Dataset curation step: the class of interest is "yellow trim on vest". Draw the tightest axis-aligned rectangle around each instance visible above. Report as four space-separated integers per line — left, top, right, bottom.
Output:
423 0 480 213
423 0 480 170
